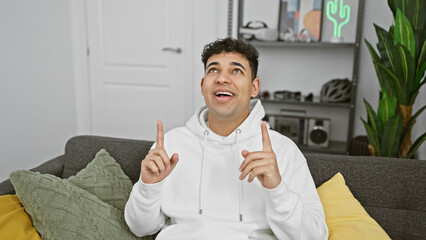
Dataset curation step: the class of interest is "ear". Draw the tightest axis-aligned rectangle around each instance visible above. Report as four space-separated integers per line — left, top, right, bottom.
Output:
200 78 205 96
251 78 260 97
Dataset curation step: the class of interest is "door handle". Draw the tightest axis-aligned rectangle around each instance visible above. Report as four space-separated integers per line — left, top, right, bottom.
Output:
162 47 182 54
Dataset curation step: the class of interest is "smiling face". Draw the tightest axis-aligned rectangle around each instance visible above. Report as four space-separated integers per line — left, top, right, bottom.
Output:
201 52 260 126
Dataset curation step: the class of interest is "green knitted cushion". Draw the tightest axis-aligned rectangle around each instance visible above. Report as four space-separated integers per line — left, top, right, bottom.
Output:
9 149 150 240
67 149 132 211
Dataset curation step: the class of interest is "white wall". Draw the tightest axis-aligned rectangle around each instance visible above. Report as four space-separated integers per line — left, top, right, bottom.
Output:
0 0 78 181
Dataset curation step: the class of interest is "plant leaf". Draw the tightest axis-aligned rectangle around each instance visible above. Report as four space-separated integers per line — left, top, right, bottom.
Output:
364 99 383 137
365 39 397 97
420 75 426 88
381 113 403 157
409 40 426 104
408 0 425 31
361 118 381 156
389 25 395 40
389 0 425 31
365 39 393 94
394 9 416 58
375 24 395 70
405 132 426 159
415 28 426 60
408 91 420 106
377 90 397 126
400 105 426 143
410 61 426 105
365 40 388 92
393 44 415 104
417 40 426 74
387 0 398 17
376 61 405 105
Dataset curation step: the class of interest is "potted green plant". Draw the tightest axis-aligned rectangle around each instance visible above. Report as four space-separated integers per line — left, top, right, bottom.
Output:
362 0 425 158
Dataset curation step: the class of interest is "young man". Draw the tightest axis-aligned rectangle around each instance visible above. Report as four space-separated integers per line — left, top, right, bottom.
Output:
124 38 328 239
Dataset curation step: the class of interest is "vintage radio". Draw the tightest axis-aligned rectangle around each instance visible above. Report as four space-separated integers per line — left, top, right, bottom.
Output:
267 109 308 145
266 109 330 148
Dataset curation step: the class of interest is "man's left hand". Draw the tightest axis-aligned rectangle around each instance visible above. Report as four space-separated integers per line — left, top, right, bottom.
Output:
239 121 282 189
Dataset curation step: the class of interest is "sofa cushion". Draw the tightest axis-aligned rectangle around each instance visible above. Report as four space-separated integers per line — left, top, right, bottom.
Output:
306 153 426 239
8 148 153 240
0 194 41 240
317 172 390 239
67 149 133 211
63 135 154 184
9 170 144 240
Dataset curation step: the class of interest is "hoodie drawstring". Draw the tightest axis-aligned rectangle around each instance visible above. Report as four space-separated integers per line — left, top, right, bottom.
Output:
198 128 244 222
235 128 243 222
199 130 209 215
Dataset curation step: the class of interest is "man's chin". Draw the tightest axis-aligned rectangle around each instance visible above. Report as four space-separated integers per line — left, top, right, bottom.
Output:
210 108 250 122
208 108 235 120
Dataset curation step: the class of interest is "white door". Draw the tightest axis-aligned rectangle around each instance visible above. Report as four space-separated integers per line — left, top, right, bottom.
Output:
85 0 189 140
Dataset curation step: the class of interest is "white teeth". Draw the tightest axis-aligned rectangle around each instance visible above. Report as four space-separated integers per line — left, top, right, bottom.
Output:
216 91 233 96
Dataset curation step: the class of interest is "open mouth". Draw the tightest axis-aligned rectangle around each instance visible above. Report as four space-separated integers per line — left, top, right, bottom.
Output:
215 91 234 97
214 91 234 102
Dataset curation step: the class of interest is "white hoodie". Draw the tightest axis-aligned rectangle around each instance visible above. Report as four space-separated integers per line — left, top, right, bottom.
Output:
125 99 328 240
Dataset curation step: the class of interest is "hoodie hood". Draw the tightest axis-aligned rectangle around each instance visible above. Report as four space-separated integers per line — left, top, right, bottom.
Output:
186 99 266 144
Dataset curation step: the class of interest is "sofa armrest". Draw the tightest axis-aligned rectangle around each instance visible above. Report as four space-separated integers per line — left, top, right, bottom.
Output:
0 155 65 195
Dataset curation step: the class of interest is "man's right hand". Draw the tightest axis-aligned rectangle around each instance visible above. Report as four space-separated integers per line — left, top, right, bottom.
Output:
141 120 179 184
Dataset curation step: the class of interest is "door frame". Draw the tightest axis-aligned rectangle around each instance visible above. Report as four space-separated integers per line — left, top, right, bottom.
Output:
70 0 91 135
70 0 195 135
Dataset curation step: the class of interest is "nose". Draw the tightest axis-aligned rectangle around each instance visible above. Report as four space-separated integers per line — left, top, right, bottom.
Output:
215 72 230 84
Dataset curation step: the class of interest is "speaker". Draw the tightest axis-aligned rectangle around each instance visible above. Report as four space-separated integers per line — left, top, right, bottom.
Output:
307 118 330 147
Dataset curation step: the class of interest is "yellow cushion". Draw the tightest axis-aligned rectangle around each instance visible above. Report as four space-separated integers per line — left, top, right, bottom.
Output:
0 194 41 240
317 172 391 239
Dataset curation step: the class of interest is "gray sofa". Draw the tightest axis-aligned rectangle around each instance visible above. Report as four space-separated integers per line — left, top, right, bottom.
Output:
1 135 425 239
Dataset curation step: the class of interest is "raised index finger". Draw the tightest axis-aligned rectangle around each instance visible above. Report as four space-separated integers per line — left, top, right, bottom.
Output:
156 120 164 149
261 121 273 152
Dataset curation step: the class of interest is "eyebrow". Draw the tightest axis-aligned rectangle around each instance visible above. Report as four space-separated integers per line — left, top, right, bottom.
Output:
205 61 246 71
230 61 246 71
206 62 219 69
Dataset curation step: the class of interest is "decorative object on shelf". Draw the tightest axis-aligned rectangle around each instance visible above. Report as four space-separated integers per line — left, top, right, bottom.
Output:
280 27 297 42
279 0 323 42
269 109 308 145
307 118 330 148
299 28 318 42
320 78 352 103
240 21 279 41
273 90 302 101
260 90 271 99
362 0 425 158
274 116 305 144
298 0 323 41
304 92 314 102
279 28 318 42
325 0 351 43
278 0 300 40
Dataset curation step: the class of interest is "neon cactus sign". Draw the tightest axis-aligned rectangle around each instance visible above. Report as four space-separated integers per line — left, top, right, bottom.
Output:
326 0 351 42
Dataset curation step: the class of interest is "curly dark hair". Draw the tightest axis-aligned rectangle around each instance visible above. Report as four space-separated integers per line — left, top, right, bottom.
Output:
201 37 259 81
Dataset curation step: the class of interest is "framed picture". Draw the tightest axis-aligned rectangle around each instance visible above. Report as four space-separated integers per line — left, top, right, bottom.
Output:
279 0 323 42
279 0 300 35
